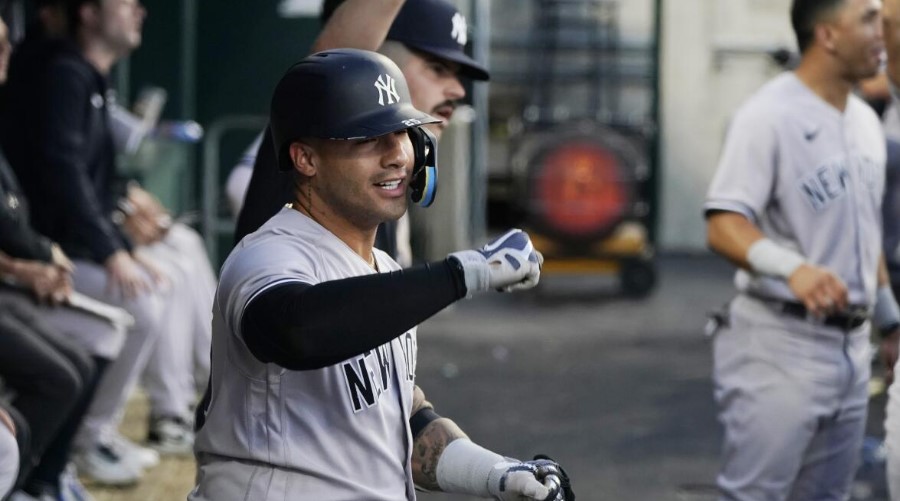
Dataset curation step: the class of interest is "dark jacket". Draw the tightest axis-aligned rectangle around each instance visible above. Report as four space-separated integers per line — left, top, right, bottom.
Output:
1 38 130 264
0 149 53 262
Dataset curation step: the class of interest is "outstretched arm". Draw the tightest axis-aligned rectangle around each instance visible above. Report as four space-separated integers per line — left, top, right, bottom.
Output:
311 0 405 53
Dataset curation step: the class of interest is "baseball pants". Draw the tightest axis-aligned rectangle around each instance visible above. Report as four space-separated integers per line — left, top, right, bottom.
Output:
713 294 870 501
69 259 165 449
140 224 214 419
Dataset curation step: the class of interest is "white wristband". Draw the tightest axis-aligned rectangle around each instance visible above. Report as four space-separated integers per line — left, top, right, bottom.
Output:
435 439 504 496
746 238 806 279
874 284 900 331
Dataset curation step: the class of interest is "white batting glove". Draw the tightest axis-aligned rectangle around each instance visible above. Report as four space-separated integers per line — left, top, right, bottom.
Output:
488 460 556 500
435 440 568 501
449 229 543 293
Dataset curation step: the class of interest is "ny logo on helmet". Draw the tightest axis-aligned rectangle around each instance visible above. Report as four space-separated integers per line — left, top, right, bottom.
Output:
374 74 399 106
451 13 467 46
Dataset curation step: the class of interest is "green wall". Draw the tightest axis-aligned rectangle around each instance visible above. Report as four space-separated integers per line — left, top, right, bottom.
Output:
124 0 319 228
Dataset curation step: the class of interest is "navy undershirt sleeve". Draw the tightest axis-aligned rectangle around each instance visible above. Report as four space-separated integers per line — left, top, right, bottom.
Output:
241 258 468 370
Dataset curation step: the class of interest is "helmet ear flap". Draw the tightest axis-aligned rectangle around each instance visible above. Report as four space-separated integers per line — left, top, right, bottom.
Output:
407 127 438 207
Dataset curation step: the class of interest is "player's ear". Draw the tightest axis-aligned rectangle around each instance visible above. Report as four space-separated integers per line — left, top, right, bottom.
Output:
815 21 837 53
289 141 317 177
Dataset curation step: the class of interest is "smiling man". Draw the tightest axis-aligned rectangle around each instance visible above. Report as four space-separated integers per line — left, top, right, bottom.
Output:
189 49 571 501
228 0 489 264
703 0 897 499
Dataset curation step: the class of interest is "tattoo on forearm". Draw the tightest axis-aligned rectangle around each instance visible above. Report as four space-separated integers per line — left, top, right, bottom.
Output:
412 418 467 490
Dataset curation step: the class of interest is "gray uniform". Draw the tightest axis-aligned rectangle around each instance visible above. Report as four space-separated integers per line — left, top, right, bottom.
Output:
705 72 885 500
190 208 418 501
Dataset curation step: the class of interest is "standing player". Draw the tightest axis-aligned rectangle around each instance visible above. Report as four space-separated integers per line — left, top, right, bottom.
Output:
704 0 900 499
190 49 573 501
230 0 488 261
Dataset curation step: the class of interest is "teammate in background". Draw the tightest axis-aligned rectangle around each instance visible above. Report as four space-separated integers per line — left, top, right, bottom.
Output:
229 0 488 266
704 0 899 499
18 0 214 459
0 0 169 486
879 0 900 498
190 49 572 501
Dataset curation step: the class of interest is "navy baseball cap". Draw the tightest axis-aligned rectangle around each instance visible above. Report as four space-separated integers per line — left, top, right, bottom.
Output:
387 0 490 81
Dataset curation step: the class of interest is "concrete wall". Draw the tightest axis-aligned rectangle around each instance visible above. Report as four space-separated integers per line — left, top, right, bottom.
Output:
659 0 793 250
485 1 798 251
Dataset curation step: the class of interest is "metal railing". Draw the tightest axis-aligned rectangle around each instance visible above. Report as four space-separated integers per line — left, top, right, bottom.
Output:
201 114 268 261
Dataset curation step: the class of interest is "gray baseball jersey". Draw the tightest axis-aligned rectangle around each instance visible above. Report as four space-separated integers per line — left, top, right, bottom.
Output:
706 72 886 305
704 71 883 499
190 207 418 501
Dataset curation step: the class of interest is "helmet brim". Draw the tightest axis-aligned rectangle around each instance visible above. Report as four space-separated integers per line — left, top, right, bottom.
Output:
326 104 442 140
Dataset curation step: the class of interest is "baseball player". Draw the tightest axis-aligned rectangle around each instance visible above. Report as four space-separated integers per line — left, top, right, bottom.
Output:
704 0 900 499
190 49 573 501
229 0 487 264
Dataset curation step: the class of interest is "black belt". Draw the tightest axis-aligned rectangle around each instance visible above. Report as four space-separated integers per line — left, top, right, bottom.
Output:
774 300 870 330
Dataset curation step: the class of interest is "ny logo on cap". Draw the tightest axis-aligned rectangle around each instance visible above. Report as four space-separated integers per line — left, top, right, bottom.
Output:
374 74 399 106
451 12 467 46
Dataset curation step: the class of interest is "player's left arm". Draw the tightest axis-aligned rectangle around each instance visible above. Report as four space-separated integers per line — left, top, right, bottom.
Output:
410 386 574 500
876 254 900 384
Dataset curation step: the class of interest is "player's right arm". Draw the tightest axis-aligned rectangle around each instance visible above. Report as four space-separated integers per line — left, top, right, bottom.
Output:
312 0 405 53
236 230 541 370
705 100 846 316
706 212 848 316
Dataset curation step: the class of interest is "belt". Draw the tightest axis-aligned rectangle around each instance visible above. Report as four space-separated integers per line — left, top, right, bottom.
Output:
774 300 870 331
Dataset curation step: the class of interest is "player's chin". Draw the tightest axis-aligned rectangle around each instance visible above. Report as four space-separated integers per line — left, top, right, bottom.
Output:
374 197 409 221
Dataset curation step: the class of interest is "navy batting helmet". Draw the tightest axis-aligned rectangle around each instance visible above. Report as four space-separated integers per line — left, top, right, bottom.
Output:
270 49 441 206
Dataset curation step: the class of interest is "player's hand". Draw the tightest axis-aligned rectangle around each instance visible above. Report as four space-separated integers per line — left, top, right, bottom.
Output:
13 259 71 305
487 456 574 501
786 264 848 317
881 328 900 386
448 229 543 293
123 211 166 245
105 250 151 299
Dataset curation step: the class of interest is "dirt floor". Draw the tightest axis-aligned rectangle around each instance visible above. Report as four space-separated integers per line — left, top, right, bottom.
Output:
78 255 890 500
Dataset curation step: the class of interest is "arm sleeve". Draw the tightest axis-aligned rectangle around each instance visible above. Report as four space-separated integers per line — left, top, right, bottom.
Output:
0 208 54 262
40 60 123 263
0 157 53 262
704 104 779 222
241 259 467 370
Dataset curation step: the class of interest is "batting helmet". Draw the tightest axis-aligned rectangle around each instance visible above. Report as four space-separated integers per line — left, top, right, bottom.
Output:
270 48 441 206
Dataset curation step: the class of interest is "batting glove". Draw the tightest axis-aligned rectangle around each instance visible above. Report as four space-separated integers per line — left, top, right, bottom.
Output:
488 460 555 500
435 440 573 501
449 229 543 293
